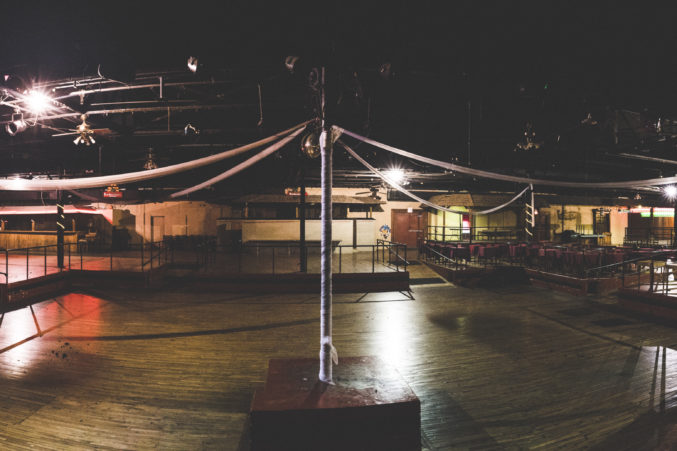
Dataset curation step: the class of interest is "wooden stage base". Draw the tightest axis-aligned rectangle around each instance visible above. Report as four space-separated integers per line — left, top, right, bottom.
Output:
250 356 420 451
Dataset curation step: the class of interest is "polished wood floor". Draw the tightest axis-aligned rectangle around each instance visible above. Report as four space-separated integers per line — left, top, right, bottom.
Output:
2 263 677 449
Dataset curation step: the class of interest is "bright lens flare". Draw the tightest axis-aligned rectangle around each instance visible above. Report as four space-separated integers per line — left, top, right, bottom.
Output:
664 185 677 200
24 90 52 114
383 168 405 185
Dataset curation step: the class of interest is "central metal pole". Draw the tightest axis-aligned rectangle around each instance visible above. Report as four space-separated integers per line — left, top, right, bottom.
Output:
56 191 65 268
319 66 335 383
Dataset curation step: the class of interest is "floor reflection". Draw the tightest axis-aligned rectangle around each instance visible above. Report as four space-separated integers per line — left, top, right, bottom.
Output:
0 294 105 379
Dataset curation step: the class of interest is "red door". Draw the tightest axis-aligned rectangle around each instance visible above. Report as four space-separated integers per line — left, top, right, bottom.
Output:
391 209 426 248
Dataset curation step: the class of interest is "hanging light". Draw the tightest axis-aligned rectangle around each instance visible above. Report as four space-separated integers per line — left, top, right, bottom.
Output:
143 148 158 170
5 112 26 136
73 114 95 146
300 130 320 158
664 185 677 200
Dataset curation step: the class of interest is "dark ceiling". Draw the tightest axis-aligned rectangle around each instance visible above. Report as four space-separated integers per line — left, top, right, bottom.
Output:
1 1 677 204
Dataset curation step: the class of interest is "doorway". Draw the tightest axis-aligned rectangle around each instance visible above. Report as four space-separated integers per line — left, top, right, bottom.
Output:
391 209 426 249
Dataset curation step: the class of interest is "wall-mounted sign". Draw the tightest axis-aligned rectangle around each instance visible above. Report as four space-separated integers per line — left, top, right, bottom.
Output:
620 207 675 217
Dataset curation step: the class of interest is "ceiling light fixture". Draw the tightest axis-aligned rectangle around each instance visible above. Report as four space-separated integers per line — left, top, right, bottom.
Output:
664 185 677 200
143 148 158 170
24 90 52 115
73 114 95 146
383 168 406 185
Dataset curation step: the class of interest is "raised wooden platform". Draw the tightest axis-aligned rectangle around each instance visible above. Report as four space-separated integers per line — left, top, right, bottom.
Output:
192 271 410 293
250 356 420 451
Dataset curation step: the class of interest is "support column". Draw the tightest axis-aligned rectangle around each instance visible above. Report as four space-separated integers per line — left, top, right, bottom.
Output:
300 163 307 272
56 192 65 268
673 199 677 248
319 67 335 383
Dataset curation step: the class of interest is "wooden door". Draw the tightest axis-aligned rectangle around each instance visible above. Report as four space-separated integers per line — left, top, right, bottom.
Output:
391 209 426 248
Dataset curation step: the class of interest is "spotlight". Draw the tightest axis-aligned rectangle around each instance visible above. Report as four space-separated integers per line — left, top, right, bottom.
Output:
5 113 26 136
300 131 320 158
24 90 52 115
187 56 199 73
664 185 677 200
383 168 405 185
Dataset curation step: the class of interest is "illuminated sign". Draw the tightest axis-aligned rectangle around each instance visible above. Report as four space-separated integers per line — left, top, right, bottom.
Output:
104 184 122 198
623 207 675 217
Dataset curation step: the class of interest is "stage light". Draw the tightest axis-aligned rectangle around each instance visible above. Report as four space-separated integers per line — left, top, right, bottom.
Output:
5 113 26 136
24 90 52 115
383 168 405 185
187 56 199 73
664 185 677 200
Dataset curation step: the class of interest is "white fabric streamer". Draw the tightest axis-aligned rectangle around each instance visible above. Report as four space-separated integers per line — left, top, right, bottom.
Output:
171 127 306 197
335 126 673 190
338 139 530 215
0 121 311 191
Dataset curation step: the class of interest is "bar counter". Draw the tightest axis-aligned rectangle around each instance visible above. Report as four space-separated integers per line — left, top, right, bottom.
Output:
0 230 78 249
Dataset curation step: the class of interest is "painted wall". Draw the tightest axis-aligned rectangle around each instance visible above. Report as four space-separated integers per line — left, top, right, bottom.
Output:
306 187 421 243
98 201 231 244
223 218 375 251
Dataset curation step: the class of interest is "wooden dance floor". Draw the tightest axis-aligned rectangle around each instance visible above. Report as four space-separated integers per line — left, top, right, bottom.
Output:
2 276 677 448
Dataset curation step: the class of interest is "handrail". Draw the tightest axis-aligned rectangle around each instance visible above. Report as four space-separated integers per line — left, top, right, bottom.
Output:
584 249 675 276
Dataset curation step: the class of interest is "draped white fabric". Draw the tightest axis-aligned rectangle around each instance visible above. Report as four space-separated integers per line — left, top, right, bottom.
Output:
334 126 671 190
338 139 530 215
0 121 311 191
171 127 307 197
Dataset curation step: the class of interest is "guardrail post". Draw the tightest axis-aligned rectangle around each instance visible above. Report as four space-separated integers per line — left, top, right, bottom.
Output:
339 246 342 274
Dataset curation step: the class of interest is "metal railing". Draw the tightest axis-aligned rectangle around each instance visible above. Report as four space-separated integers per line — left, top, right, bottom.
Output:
624 227 675 246
585 250 677 295
419 243 469 269
426 225 525 243
196 240 409 275
0 240 171 286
